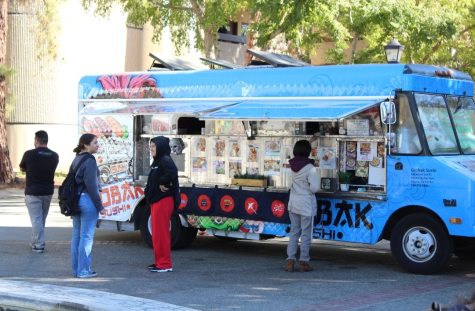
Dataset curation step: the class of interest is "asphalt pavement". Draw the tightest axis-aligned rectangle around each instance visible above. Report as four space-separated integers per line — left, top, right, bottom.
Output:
1 187 474 311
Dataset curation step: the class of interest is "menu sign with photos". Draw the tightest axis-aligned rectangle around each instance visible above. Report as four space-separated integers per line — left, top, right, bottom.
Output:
318 147 337 169
213 160 225 175
82 115 133 185
213 139 226 157
346 141 357 170
355 161 369 177
229 161 242 177
248 143 259 163
192 157 207 173
229 140 241 157
357 142 373 161
193 137 207 153
264 159 280 175
265 141 281 156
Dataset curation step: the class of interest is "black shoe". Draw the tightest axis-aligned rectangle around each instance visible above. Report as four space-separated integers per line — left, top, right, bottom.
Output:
150 266 173 273
147 264 156 270
31 247 45 253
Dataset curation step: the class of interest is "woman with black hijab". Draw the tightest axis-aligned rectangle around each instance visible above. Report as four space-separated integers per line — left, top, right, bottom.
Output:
144 136 179 273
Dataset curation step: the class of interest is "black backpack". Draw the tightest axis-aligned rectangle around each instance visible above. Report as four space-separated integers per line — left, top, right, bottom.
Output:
58 154 93 216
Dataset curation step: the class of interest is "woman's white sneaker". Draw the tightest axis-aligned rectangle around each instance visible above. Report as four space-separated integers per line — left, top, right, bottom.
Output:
150 267 173 273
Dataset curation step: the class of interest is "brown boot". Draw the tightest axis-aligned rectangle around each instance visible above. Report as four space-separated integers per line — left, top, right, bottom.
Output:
299 261 314 272
284 259 295 272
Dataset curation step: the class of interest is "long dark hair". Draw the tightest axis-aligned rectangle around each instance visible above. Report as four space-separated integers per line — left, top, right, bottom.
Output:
73 133 97 154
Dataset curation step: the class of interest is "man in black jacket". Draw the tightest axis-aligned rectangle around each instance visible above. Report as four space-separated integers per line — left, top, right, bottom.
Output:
144 136 179 272
19 130 59 253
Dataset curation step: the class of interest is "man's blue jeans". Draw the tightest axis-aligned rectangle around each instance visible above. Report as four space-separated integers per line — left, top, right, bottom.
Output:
71 193 99 277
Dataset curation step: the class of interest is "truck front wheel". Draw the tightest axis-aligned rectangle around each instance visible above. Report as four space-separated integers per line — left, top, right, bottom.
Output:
453 238 475 260
139 207 197 249
390 213 452 274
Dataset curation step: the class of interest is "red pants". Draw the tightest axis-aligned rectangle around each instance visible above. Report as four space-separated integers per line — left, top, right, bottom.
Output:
151 196 174 269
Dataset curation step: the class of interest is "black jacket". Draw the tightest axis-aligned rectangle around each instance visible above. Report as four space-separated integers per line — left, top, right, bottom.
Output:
144 136 179 205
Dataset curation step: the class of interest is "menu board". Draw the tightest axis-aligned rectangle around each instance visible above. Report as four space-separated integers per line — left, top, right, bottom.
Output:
347 119 369 136
81 115 133 185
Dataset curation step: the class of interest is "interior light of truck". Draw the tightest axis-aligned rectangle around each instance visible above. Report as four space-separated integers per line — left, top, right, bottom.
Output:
449 217 462 224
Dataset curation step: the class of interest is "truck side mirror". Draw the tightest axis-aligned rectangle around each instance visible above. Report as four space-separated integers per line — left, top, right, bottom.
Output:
380 100 396 125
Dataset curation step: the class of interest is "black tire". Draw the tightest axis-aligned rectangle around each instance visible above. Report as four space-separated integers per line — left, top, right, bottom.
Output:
215 236 239 242
170 213 198 249
454 249 475 260
454 245 475 260
139 207 197 249
139 206 153 248
453 237 475 260
390 213 452 274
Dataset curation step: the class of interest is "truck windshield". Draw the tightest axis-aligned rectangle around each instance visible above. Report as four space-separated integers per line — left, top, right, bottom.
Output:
414 94 459 155
447 96 475 154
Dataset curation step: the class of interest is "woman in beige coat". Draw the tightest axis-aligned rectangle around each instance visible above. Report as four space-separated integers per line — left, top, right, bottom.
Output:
285 140 320 272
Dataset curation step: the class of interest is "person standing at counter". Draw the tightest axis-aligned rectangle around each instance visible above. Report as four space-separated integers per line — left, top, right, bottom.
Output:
285 140 320 272
145 136 179 273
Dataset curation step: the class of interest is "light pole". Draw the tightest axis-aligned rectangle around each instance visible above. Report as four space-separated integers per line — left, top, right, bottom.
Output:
384 38 404 64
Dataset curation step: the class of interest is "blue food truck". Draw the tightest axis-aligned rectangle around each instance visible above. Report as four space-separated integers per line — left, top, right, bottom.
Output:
78 63 475 274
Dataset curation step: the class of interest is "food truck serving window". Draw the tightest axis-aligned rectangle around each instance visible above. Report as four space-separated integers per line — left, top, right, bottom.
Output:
447 97 475 154
415 94 459 155
200 99 382 121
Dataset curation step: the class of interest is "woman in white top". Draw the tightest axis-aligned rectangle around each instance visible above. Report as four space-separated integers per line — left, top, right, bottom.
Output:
285 140 320 272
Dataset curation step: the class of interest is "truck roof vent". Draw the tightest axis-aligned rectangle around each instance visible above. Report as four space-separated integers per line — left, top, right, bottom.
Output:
246 49 310 67
149 53 208 71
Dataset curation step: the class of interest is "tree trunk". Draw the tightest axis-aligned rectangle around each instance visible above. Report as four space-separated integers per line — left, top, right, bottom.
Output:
349 34 359 64
0 0 13 183
203 27 216 59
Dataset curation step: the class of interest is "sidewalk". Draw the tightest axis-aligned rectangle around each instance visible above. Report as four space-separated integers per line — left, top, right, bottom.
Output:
0 279 198 311
0 187 199 311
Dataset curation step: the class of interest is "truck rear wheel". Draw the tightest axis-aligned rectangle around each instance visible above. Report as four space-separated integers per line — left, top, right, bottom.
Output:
390 213 451 274
139 207 198 249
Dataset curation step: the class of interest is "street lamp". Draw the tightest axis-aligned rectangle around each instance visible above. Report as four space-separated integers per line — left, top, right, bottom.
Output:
384 38 404 64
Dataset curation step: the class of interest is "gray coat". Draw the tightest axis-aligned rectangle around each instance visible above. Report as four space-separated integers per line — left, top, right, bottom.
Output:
72 153 102 212
287 164 321 217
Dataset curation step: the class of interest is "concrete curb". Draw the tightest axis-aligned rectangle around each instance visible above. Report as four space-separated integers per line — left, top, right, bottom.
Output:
0 280 199 311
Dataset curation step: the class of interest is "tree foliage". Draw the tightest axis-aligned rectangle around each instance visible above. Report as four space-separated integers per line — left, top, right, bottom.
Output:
80 0 475 75
81 0 246 57
248 0 475 75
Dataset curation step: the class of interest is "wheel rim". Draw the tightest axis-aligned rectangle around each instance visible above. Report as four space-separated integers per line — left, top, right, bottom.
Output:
146 215 172 236
402 226 437 263
147 216 152 235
